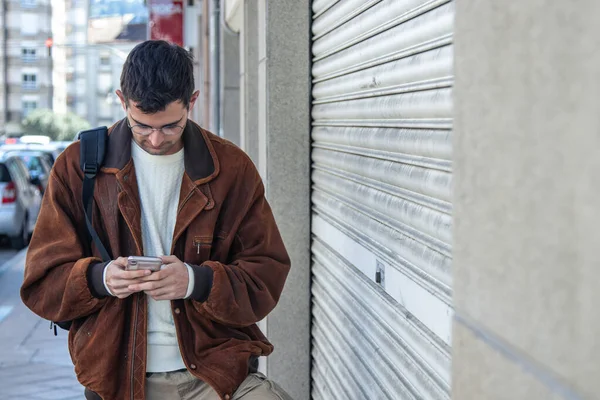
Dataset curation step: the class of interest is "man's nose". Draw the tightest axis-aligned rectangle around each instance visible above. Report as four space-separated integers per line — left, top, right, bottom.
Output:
148 130 164 147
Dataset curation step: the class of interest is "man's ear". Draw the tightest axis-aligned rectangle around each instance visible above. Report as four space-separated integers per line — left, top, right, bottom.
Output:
188 90 200 111
115 90 127 111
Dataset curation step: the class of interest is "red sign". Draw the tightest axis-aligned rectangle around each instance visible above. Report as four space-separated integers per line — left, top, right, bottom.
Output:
149 0 184 46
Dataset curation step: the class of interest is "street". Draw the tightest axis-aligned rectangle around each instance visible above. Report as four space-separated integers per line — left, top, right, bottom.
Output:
0 247 82 400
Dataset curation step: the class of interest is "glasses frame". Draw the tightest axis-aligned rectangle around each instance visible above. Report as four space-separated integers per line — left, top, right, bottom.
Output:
126 114 186 137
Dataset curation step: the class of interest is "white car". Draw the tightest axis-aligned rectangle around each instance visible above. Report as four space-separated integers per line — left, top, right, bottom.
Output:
0 153 42 249
19 135 52 145
0 143 62 165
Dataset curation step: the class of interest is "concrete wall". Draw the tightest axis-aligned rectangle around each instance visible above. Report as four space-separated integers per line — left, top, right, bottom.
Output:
239 0 259 164
453 2 600 399
239 1 311 399
220 24 240 145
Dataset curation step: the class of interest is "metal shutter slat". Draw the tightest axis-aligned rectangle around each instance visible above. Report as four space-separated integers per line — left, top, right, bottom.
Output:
311 0 454 397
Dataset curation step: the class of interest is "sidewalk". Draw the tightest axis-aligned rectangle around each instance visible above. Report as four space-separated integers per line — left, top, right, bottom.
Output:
0 250 82 400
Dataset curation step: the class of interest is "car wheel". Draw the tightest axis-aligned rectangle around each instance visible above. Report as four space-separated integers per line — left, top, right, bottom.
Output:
10 216 29 250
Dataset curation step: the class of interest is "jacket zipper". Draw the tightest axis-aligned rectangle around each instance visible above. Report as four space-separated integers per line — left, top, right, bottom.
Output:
193 237 203 255
130 293 140 400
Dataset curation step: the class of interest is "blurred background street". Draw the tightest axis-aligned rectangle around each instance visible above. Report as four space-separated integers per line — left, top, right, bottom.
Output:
1 0 599 399
0 248 81 400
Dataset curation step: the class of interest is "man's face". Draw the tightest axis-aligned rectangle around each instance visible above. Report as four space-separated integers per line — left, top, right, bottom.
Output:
116 90 199 156
127 101 187 156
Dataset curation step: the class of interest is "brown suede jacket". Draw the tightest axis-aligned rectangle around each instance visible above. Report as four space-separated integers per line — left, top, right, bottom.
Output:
20 119 291 400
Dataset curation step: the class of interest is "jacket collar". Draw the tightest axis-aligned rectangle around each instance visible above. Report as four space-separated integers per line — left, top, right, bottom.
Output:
103 118 219 183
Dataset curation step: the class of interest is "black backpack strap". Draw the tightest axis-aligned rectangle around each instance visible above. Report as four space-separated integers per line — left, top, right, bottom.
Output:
78 127 111 262
51 127 110 335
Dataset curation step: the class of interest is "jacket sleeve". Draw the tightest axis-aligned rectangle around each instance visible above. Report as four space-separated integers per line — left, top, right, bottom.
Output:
20 169 108 322
190 167 291 328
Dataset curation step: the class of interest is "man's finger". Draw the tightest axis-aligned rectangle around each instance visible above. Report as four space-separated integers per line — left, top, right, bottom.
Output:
109 277 146 289
113 269 152 280
114 291 135 299
136 271 164 282
128 281 165 292
147 290 174 301
146 288 169 297
113 257 129 267
160 255 180 264
108 279 131 290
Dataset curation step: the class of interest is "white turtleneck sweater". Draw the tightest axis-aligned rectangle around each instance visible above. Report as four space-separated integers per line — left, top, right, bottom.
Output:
130 140 193 373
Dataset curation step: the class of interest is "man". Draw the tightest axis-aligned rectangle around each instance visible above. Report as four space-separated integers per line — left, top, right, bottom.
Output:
21 40 292 400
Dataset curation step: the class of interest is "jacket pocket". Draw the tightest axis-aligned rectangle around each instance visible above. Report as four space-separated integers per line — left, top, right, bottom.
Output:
69 313 97 361
191 235 213 263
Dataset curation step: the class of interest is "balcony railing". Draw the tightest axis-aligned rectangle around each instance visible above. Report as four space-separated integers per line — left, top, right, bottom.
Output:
22 55 38 63
22 81 38 91
20 0 38 9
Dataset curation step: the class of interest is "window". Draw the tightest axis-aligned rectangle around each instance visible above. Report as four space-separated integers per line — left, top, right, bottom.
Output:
21 14 39 36
0 164 10 183
20 155 44 174
22 100 38 117
98 73 112 93
21 48 36 63
100 56 111 66
15 159 31 183
66 72 74 81
22 74 37 90
21 0 37 8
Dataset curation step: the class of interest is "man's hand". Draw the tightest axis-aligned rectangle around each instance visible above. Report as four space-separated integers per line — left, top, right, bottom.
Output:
128 256 189 301
105 257 152 299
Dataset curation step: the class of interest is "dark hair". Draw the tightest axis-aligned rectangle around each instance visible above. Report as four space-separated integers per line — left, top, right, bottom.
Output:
120 40 195 113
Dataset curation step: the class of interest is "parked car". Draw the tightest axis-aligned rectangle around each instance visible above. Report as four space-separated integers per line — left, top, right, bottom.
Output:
3 133 22 145
1 151 53 194
49 141 73 155
0 143 62 165
19 135 51 145
0 154 42 249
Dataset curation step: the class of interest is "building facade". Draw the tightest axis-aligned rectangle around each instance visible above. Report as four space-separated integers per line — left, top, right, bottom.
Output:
52 0 150 129
212 1 600 400
0 0 53 135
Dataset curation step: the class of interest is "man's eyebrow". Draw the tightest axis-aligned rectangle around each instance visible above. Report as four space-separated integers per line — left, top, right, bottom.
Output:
131 115 184 128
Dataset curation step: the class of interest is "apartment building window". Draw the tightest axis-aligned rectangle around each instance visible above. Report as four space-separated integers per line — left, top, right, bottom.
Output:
22 101 38 117
21 0 37 8
22 74 37 90
21 48 37 63
21 15 39 36
100 56 111 66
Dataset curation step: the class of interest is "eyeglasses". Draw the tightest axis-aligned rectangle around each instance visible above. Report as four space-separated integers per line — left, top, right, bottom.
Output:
127 116 186 136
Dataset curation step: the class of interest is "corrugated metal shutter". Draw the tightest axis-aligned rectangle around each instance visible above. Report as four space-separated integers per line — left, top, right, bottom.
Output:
310 1 453 399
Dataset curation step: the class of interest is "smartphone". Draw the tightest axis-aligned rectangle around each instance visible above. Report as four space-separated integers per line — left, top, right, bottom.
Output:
127 256 162 272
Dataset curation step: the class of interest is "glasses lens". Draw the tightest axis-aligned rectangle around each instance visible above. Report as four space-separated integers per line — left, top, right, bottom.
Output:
133 126 152 135
162 126 183 136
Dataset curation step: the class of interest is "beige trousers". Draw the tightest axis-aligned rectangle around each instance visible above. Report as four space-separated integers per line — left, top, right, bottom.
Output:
145 369 293 400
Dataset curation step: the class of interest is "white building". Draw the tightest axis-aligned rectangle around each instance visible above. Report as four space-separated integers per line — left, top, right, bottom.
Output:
52 0 148 128
0 0 53 135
